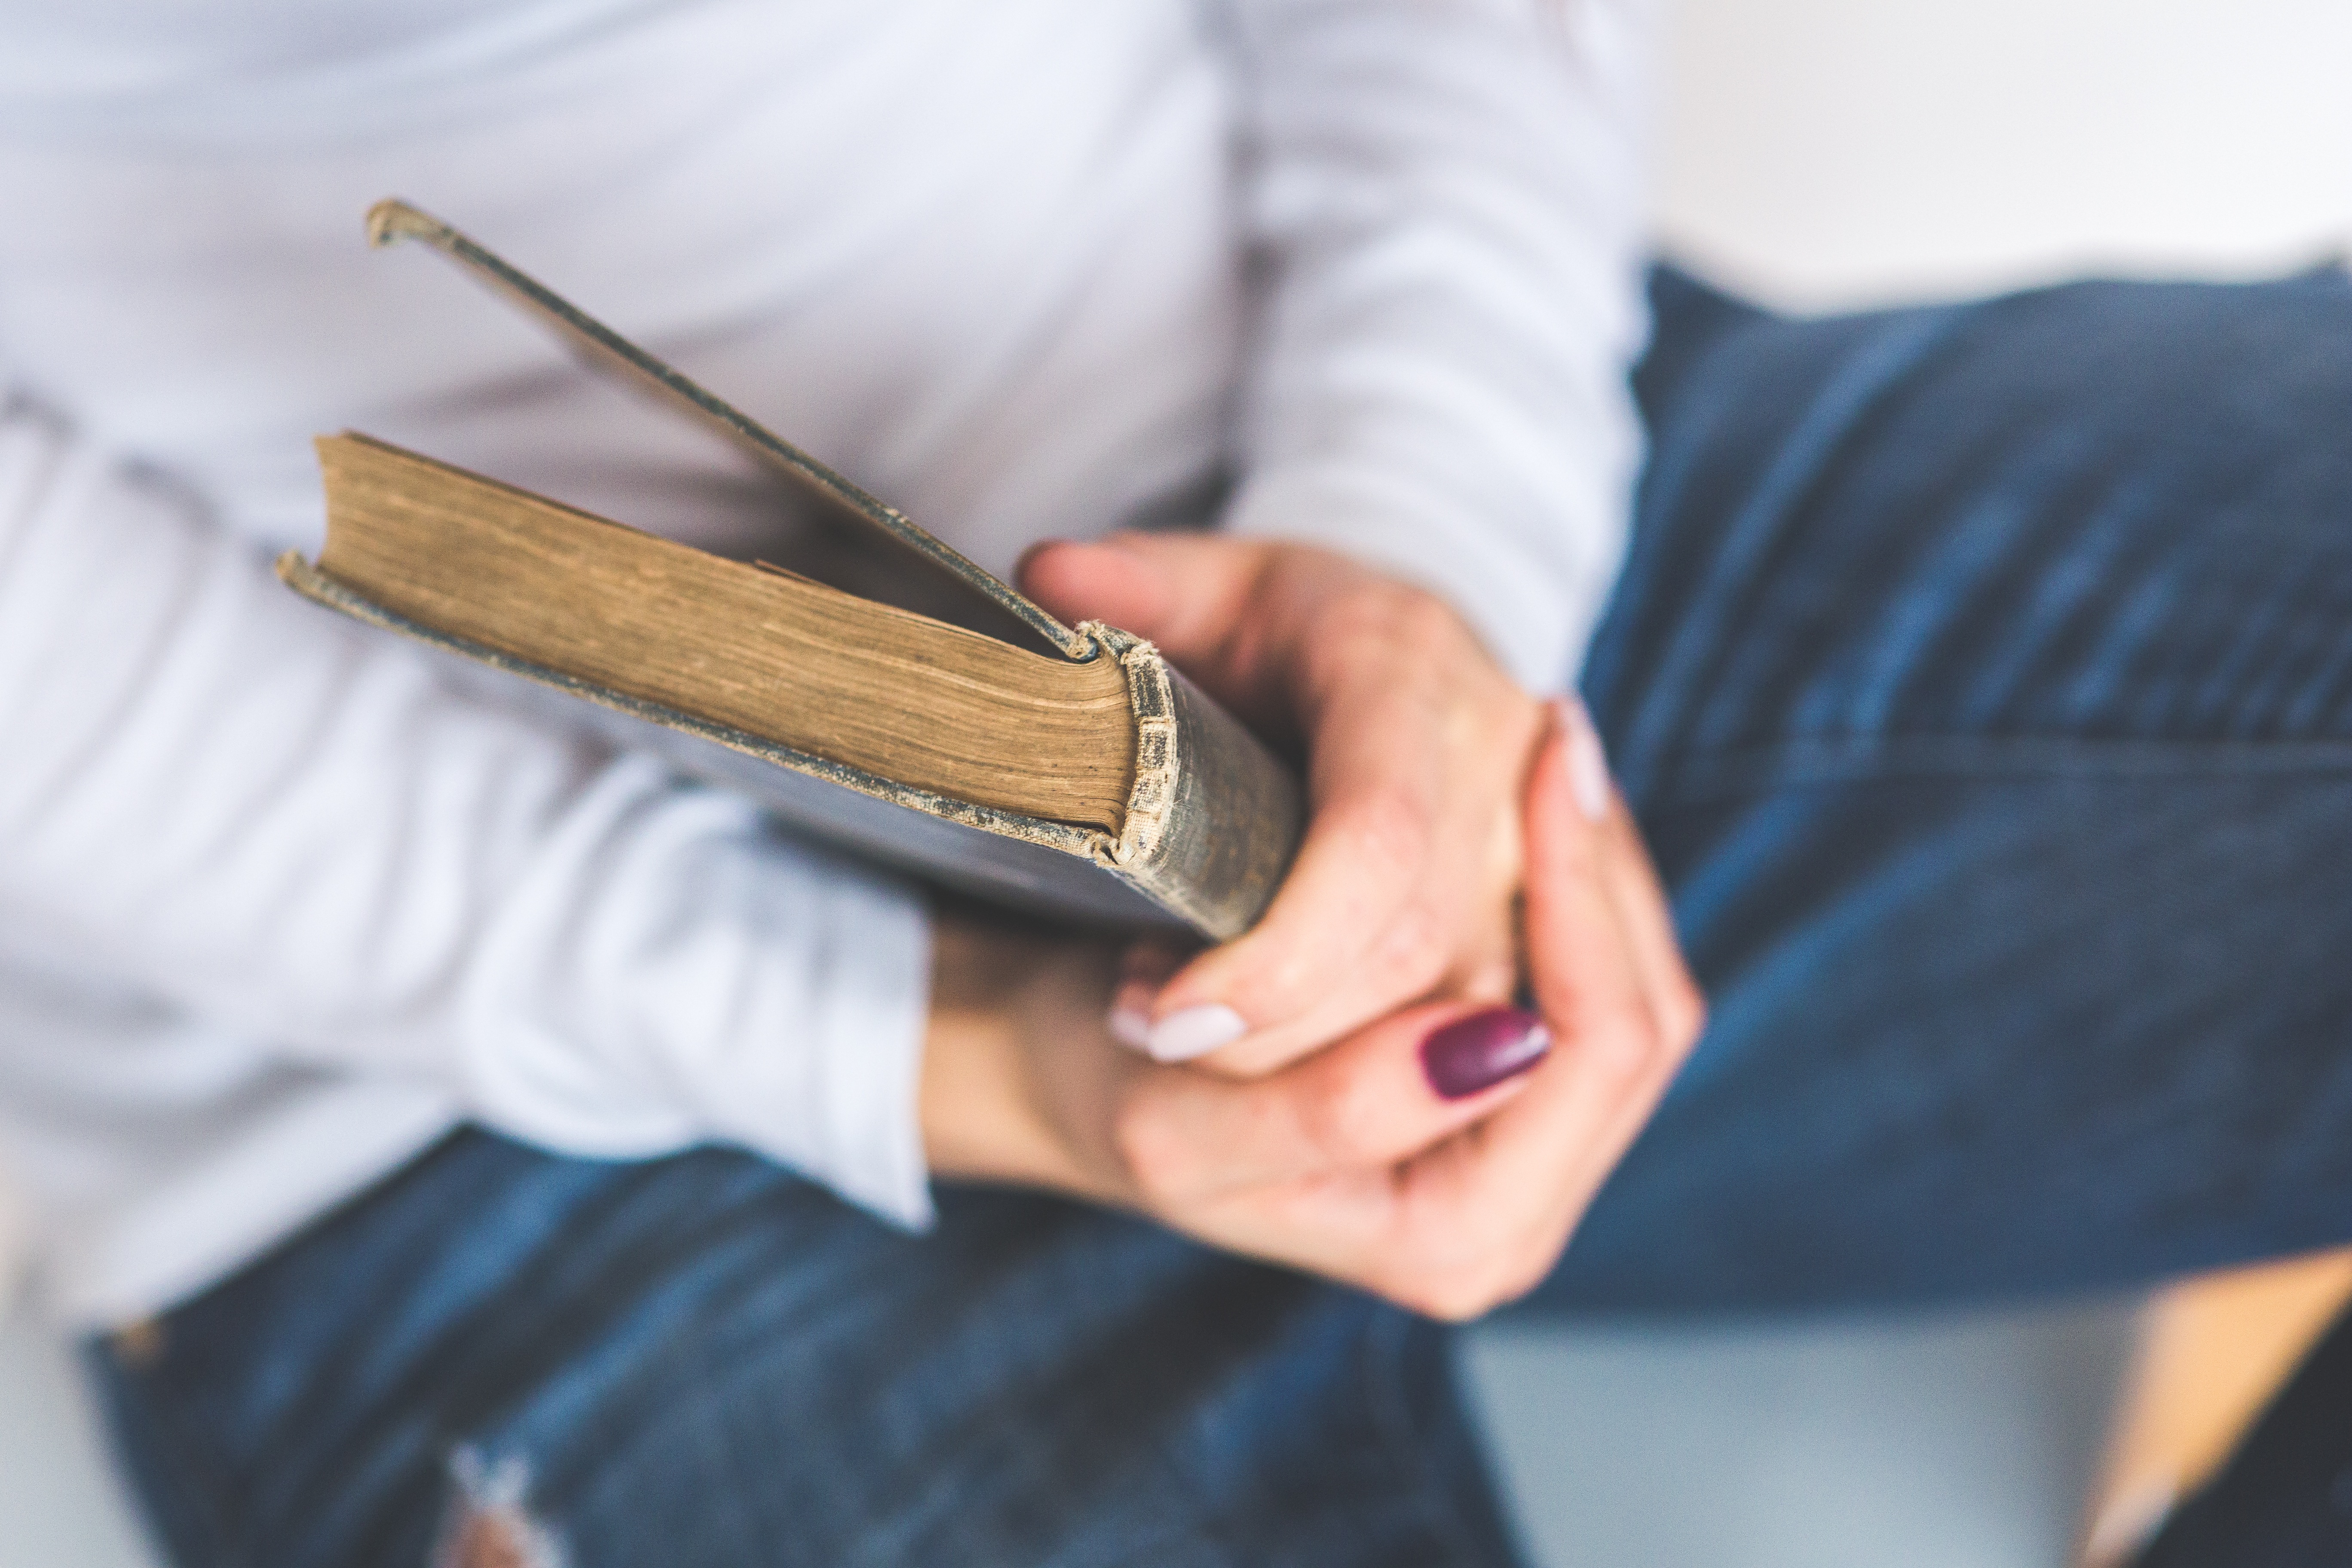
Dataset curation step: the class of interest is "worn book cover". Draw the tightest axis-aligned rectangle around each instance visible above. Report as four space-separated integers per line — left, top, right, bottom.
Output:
279 201 1300 938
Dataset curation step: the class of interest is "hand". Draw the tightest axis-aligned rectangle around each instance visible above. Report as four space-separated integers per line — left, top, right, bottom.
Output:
1019 534 1543 1075
920 702 1705 1318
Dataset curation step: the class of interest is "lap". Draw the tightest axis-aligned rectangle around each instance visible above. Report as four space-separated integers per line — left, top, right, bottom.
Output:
100 265 2352 1559
1548 264 2352 1310
92 1128 1516 1568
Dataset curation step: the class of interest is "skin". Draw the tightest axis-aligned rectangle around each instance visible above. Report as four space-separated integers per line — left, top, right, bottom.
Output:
922 536 1704 1318
1022 533 1542 1076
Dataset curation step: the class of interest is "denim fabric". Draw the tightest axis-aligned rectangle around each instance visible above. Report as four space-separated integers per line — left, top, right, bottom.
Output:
91 266 2352 1565
95 1139 1511 1567
1554 265 2352 1311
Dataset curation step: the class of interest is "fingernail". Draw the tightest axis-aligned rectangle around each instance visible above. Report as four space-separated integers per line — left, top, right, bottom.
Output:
1421 1007 1551 1100
1559 696 1611 823
1144 1003 1248 1063
1108 1005 1153 1050
1106 973 1161 1054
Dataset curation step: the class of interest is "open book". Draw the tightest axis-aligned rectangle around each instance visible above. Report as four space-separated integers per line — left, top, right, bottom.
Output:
279 200 1300 937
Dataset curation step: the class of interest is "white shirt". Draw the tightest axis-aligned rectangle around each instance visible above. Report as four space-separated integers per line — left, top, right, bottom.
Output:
0 0 1651 1323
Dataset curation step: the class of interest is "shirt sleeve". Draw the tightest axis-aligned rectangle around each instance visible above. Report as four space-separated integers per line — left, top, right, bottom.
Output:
0 393 936 1226
1211 0 1655 691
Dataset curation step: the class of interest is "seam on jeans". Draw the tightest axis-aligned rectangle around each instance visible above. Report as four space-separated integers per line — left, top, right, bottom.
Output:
1611 308 1983 776
1646 733 2352 802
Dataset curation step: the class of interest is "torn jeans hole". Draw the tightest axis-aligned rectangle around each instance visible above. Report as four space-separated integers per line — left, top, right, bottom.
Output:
433 1447 565 1568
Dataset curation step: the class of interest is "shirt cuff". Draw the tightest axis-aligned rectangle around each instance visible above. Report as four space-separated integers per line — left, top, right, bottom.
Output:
787 867 935 1229
696 830 937 1231
457 768 939 1231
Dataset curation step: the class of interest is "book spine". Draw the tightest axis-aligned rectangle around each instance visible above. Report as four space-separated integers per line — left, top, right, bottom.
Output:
1088 624 1303 941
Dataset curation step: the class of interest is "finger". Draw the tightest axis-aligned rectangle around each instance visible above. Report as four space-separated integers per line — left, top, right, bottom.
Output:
1561 695 1706 1058
1147 641 1531 1073
1017 533 1228 657
1107 939 1191 1050
1028 534 1435 1065
1028 533 1533 1074
1519 699 1666 1085
1146 760 1449 1067
1356 706 1681 1315
1017 534 1283 717
1143 713 1664 1316
1114 1000 1550 1203
1595 812 1707 1061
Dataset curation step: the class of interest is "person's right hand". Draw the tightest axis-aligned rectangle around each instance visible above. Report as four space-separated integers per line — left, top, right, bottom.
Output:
1018 532 1543 1078
919 699 1705 1319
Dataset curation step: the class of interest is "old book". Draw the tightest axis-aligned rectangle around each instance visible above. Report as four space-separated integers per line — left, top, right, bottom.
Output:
279 201 1300 937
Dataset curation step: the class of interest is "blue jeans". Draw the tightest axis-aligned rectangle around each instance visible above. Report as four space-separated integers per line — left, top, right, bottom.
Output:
92 266 2352 1566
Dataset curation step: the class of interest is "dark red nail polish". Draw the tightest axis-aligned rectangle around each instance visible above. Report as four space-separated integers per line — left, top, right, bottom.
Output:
1421 1007 1551 1100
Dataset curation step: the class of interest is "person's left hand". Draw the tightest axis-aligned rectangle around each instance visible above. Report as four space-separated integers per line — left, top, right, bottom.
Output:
921 698 1706 1318
1020 532 1543 1076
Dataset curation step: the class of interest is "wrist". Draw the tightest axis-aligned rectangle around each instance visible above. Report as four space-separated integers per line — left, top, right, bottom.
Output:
918 916 1121 1197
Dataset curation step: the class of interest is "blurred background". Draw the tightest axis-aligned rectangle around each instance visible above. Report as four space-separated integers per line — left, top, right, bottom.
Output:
1487 3 2352 1564
1654 0 2352 305
5 0 2349 1563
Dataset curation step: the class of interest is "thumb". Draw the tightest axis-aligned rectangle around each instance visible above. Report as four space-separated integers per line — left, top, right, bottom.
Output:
1018 534 1268 671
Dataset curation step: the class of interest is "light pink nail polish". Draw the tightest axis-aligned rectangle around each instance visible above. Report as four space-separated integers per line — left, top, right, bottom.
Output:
1144 1003 1247 1063
1561 697 1611 823
1108 1006 1154 1051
